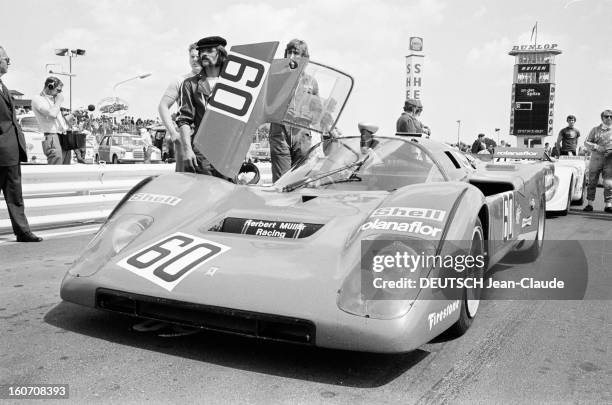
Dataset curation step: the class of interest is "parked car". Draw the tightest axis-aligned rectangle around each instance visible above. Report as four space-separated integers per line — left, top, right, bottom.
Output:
18 113 47 164
95 133 161 164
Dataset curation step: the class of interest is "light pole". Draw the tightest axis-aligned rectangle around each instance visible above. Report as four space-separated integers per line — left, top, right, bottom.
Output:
54 48 86 111
113 73 152 94
456 120 461 147
495 128 500 145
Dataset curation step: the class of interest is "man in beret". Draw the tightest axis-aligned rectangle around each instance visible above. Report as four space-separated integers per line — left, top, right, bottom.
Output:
176 35 229 177
396 98 422 134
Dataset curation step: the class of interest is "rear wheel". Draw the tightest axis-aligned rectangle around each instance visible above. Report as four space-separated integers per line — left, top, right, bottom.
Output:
559 177 572 216
112 155 119 164
94 154 99 164
447 217 485 337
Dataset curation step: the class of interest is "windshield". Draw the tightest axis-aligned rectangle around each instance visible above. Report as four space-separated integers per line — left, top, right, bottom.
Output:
274 136 445 191
20 117 40 132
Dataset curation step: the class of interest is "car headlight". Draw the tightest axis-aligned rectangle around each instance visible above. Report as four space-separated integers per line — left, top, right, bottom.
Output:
337 238 434 319
67 214 153 277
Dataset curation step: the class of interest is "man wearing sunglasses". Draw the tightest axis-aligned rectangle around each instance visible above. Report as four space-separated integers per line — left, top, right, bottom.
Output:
583 109 612 213
0 46 42 242
32 76 70 164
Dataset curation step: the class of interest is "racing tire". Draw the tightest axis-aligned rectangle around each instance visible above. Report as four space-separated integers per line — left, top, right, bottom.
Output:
558 177 573 216
447 217 485 338
94 154 99 164
573 175 587 206
112 155 119 164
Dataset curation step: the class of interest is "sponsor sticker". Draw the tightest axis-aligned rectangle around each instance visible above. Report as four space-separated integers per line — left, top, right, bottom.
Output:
370 207 446 221
360 219 442 237
117 232 230 291
522 216 533 228
428 300 460 330
220 218 322 239
128 193 181 206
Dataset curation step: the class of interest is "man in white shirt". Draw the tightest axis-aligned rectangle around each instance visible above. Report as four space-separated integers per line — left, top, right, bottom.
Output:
31 77 69 164
158 43 202 171
139 127 152 164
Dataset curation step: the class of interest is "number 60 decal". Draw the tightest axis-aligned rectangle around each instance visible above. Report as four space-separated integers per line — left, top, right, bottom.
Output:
207 52 270 123
117 232 230 291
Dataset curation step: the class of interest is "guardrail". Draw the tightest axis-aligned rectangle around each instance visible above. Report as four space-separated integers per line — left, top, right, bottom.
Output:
0 163 272 234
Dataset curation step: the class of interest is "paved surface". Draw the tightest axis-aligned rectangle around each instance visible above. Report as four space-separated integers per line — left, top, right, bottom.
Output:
0 206 611 404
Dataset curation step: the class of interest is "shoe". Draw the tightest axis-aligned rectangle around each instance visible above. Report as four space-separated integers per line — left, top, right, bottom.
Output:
16 232 43 242
605 207 612 214
583 205 593 212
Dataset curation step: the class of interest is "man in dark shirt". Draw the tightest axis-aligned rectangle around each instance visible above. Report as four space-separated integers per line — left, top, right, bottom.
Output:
556 115 581 156
471 133 486 154
176 36 228 177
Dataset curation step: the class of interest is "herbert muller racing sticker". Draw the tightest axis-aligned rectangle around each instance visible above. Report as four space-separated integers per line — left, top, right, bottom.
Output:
117 232 230 291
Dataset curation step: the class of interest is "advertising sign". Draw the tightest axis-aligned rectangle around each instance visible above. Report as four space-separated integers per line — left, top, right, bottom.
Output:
510 83 552 136
405 55 424 101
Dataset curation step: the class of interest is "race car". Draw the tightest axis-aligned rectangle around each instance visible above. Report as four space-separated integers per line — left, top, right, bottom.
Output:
490 148 586 215
61 42 547 353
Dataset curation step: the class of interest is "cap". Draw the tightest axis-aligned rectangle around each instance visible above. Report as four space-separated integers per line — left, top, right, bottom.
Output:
404 98 419 108
196 36 227 50
478 133 485 137
358 122 379 134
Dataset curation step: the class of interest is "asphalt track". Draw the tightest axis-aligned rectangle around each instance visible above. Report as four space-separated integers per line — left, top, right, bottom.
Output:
0 202 611 404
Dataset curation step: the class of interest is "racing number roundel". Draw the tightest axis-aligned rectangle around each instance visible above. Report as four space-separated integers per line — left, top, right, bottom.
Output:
118 232 230 291
207 52 270 123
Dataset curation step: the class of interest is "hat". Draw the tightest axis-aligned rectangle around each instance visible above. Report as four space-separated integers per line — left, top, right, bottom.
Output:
478 133 485 137
404 98 419 108
358 122 379 134
196 36 227 50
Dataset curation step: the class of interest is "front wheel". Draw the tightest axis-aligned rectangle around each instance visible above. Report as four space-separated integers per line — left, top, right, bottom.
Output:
112 155 119 164
573 175 587 206
447 217 485 337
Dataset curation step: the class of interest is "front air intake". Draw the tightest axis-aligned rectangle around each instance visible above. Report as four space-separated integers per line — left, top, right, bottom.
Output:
96 289 316 345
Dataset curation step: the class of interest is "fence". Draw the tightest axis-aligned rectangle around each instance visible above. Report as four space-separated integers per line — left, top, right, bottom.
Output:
0 163 272 234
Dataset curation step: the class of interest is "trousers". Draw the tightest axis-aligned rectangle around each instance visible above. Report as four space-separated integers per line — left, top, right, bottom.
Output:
586 152 612 203
0 164 31 236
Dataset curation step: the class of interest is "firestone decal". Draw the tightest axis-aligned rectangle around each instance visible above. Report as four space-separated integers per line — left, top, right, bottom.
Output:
428 300 460 330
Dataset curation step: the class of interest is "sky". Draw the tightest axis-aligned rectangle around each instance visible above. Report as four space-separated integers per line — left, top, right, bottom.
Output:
1 0 611 145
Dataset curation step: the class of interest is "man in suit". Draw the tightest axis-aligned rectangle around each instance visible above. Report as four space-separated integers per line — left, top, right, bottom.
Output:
0 46 42 242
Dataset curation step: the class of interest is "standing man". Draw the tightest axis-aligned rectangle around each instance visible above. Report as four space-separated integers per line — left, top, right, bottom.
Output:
414 100 431 137
556 115 581 156
31 77 69 164
544 142 552 155
139 127 152 164
158 44 202 172
471 133 487 154
176 36 229 177
269 39 319 182
396 99 422 134
583 110 612 213
0 46 42 242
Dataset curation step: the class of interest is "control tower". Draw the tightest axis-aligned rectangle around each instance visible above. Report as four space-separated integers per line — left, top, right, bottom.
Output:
508 43 562 146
